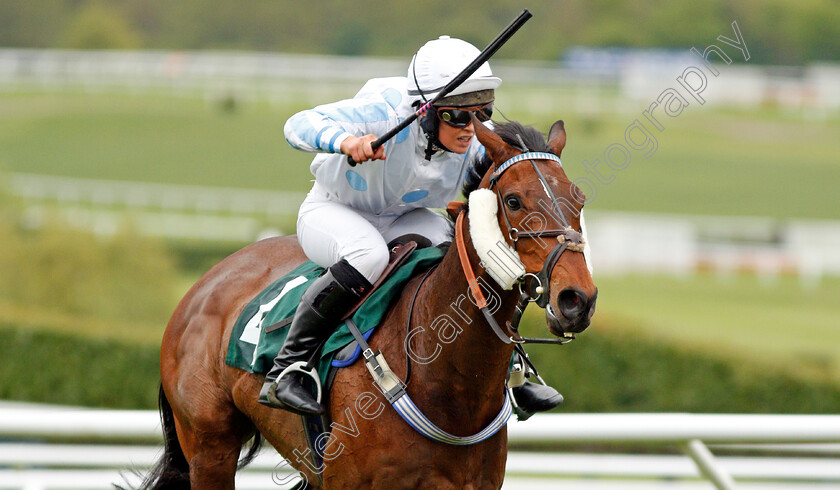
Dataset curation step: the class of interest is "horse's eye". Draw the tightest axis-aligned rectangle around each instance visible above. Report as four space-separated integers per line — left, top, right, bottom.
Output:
504 195 521 211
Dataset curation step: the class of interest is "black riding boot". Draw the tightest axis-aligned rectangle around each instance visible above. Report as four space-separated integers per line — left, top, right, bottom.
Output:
510 351 563 420
513 381 564 416
258 259 371 415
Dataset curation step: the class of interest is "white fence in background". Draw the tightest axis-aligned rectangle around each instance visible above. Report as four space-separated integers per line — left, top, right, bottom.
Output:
1 49 838 113
0 48 614 88
621 62 840 112
0 403 839 490
9 172 306 242
584 210 840 281
0 49 403 103
6 172 840 281
0 48 590 108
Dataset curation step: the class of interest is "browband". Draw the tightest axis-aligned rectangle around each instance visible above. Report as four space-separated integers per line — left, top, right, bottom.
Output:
489 152 562 184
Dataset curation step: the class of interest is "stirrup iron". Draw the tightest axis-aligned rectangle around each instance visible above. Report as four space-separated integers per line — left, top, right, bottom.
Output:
278 361 322 404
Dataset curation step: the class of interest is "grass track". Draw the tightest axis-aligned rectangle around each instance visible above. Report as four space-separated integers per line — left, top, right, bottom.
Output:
1 90 838 218
588 274 840 383
1 90 838 404
0 92 314 192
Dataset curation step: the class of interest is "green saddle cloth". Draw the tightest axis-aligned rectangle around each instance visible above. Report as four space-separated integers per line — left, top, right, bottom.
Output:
225 246 445 385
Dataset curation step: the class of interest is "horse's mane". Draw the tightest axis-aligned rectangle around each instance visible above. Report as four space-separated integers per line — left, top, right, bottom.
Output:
463 121 551 198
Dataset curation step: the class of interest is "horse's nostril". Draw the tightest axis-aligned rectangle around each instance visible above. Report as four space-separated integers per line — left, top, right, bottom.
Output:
558 288 587 320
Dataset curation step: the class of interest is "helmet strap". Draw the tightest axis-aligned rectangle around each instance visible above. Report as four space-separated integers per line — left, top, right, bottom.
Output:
411 54 429 104
424 134 454 160
411 53 458 160
415 101 454 160
423 139 437 160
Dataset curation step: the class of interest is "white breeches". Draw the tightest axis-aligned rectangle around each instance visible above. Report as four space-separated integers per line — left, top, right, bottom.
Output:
296 185 452 283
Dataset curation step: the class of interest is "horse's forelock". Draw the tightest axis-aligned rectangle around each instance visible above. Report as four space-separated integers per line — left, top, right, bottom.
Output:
462 121 551 198
495 121 551 154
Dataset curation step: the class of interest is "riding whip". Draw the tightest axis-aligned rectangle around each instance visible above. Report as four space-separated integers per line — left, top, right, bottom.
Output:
347 8 532 165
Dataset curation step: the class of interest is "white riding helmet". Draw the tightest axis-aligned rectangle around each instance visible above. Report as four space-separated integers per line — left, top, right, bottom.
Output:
407 36 502 102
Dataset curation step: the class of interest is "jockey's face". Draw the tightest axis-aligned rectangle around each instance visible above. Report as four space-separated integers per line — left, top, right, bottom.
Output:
434 101 492 154
436 115 474 154
435 102 493 154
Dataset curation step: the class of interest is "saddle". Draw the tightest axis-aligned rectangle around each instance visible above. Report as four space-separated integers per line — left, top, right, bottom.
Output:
264 239 418 335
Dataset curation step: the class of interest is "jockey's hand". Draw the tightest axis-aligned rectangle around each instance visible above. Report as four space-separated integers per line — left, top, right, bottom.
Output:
341 134 386 164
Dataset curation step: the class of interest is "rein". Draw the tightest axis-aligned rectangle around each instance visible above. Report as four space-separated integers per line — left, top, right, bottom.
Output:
455 211 518 344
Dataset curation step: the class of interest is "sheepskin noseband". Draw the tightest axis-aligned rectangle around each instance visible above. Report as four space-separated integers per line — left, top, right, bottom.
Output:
467 189 526 290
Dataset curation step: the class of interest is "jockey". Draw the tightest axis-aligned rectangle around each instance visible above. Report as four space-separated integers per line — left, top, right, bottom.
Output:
259 36 563 417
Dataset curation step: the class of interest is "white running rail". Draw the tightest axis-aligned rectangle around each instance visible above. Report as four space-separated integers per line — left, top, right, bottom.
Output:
1 404 839 489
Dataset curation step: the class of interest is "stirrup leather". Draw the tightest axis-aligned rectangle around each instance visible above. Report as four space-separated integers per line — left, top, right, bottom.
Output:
507 346 561 421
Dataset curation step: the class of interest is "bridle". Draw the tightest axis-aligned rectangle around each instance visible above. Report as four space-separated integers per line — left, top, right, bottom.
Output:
454 151 587 345
490 152 587 306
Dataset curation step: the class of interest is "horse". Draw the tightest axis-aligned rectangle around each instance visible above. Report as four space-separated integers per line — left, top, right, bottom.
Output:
142 116 597 489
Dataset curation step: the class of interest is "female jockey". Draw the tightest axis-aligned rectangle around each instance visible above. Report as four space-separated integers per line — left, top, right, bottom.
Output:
259 36 562 417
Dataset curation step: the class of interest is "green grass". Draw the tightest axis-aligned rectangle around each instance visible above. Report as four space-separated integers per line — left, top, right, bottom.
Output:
584 274 840 383
1 89 839 219
0 325 160 408
4 312 840 413
0 91 315 192
521 321 840 413
1 89 839 410
498 83 840 219
0 300 165 346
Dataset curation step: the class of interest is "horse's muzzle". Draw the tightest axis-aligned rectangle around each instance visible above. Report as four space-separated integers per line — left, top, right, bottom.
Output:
547 287 597 335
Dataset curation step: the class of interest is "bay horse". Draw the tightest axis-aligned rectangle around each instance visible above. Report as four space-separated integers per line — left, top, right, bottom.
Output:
143 116 597 489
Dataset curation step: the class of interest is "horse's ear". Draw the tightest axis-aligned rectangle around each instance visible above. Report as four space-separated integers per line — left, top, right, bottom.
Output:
547 120 567 157
471 113 516 164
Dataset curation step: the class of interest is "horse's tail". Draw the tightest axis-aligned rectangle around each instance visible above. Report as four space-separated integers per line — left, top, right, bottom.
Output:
237 425 264 471
134 384 264 489
139 384 191 489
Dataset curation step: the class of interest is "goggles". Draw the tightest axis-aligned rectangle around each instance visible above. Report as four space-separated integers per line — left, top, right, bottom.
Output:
435 102 493 128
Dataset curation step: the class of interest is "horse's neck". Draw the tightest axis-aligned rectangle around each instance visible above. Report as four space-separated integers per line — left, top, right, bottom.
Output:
406 218 517 431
